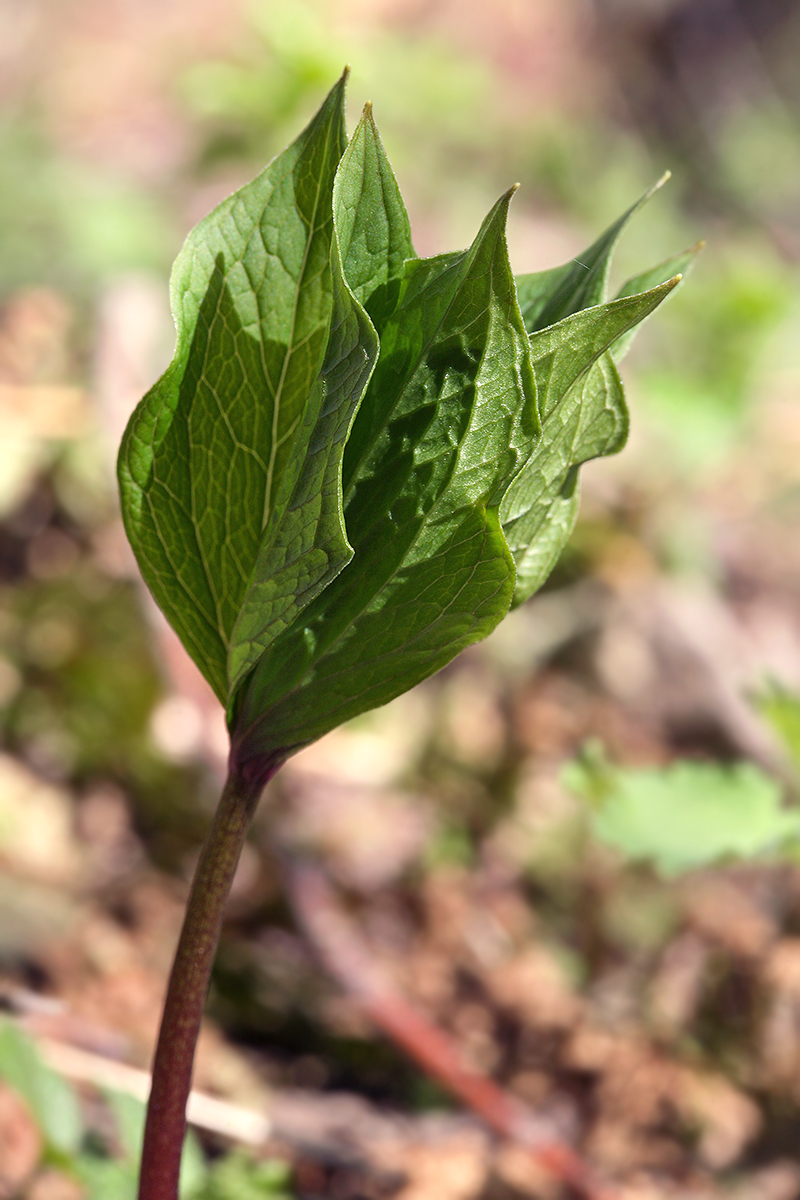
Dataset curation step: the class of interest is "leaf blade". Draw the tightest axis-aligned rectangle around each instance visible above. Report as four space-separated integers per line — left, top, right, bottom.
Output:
334 103 416 325
525 279 678 427
501 280 678 606
227 237 379 696
118 75 349 701
231 188 537 766
612 240 703 361
504 353 625 604
515 173 670 333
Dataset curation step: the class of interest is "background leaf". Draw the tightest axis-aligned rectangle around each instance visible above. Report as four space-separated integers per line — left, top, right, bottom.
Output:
0 1018 82 1157
565 756 800 877
196 1152 292 1200
755 682 800 778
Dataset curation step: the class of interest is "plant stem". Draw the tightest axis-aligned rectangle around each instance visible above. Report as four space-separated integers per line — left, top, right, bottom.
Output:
138 763 275 1200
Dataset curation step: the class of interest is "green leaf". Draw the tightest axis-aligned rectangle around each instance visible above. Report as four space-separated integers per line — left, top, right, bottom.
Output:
76 1156 139 1200
227 234 379 695
525 283 675 425
228 107 423 696
501 280 678 605
515 173 670 333
118 74 349 701
117 74 691 778
615 243 703 304
231 186 537 766
506 200 697 604
334 103 416 325
612 241 704 361
197 1150 292 1200
105 1089 146 1161
0 1018 83 1157
755 682 800 778
502 354 623 604
565 754 800 876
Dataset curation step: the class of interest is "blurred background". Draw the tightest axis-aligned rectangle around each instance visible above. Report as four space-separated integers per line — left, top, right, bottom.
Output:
2 1 800 1197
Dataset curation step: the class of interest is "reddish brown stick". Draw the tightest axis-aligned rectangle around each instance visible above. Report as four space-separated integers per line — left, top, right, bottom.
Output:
284 855 615 1200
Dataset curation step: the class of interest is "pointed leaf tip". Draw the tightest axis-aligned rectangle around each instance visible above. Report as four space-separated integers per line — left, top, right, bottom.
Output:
325 66 349 111
489 184 520 224
635 170 672 211
642 169 671 199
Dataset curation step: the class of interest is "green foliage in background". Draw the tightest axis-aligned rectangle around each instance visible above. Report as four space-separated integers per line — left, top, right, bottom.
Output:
178 0 494 179
634 251 793 473
566 682 800 878
0 120 174 294
0 1019 292 1199
566 745 800 877
756 681 800 776
118 74 692 773
0 564 210 859
0 1018 82 1160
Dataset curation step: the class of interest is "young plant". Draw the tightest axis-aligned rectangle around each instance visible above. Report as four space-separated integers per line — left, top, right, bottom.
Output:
565 684 800 878
0 1018 286 1199
118 70 695 1200
565 742 800 877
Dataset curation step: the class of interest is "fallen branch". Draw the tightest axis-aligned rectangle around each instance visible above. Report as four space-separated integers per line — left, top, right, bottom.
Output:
37 1036 271 1146
282 851 615 1200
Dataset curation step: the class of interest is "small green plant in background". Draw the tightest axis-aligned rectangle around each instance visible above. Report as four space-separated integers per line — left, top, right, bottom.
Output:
755 680 800 778
0 1019 291 1199
565 745 798 877
116 71 694 1199
565 684 800 878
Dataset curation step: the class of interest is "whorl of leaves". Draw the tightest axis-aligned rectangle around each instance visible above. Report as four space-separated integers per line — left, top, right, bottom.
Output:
118 72 695 774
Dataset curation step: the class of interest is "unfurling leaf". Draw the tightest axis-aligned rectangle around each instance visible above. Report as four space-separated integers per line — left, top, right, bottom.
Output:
118 72 695 777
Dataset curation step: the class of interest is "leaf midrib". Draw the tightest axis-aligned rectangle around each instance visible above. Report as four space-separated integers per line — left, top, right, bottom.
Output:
262 149 333 532
182 139 336 661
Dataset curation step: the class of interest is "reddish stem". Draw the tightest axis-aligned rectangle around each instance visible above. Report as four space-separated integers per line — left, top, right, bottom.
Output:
138 764 274 1200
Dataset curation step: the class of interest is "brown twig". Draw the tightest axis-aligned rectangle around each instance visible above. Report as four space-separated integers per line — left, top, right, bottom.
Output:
38 1036 271 1145
282 852 615 1200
